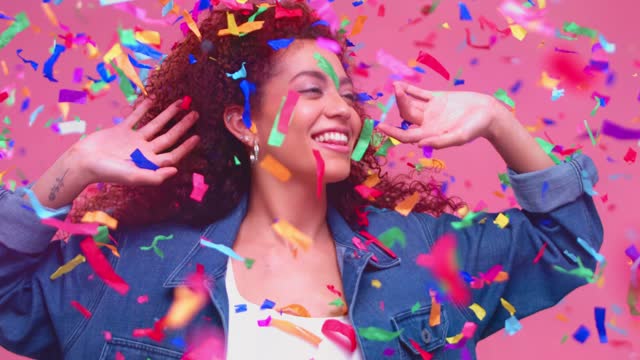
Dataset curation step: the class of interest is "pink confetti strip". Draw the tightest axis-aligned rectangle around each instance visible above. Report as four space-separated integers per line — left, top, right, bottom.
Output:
40 217 99 236
70 300 92 319
277 90 299 134
322 319 357 353
316 37 341 54
416 51 450 80
312 149 324 200
79 237 130 295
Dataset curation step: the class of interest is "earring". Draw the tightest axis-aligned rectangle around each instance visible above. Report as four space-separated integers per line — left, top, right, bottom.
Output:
226 114 232 122
249 139 259 165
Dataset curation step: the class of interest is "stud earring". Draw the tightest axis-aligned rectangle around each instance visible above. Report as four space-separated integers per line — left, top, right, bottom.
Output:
250 139 260 165
226 114 232 122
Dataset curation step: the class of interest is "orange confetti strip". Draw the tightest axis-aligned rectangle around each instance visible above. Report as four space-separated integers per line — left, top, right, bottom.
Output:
41 3 59 27
351 15 367 36
362 173 380 188
218 20 265 36
429 290 441 327
272 219 313 251
270 318 323 347
165 284 209 330
183 9 202 41
81 211 118 230
115 53 147 95
278 304 311 317
394 191 420 216
259 154 291 182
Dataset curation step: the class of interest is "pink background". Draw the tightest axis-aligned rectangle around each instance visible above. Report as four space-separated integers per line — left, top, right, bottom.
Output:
1 0 639 359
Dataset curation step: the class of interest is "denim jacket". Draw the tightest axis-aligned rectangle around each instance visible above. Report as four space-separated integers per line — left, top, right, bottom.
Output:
0 153 603 359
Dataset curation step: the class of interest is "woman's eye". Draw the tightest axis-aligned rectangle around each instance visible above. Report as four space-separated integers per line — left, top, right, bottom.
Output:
342 93 356 102
301 87 322 95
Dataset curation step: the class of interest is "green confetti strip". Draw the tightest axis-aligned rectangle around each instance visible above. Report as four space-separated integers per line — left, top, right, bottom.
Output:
374 138 395 156
139 234 174 259
493 88 515 108
267 96 287 147
351 118 374 161
244 258 255 269
93 226 110 244
109 60 137 103
0 12 30 50
583 119 596 146
358 327 403 342
590 96 601 117
313 52 339 90
563 21 597 39
535 137 562 164
553 256 595 283
451 210 484 230
248 5 269 22
378 227 406 248
234 155 241 165
410 301 421 314
329 298 345 307
498 173 511 188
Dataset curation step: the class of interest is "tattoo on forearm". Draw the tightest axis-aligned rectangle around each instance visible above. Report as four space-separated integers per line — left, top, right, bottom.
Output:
49 168 69 202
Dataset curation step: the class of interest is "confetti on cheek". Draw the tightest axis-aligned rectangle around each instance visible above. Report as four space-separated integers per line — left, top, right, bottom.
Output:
351 118 374 161
130 148 159 171
50 254 86 280
277 90 299 134
416 51 450 80
79 236 130 295
322 319 357 353
259 154 291 182
312 149 324 200
70 300 92 319
0 12 30 50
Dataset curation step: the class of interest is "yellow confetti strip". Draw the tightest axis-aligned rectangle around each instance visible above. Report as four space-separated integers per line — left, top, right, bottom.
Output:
493 213 509 229
272 219 313 251
103 43 123 64
469 303 486 320
86 43 99 60
259 154 291 182
165 284 209 330
429 290 441 326
116 52 147 95
371 279 382 288
351 15 367 36
58 102 69 120
183 9 202 41
81 211 118 230
500 297 516 316
504 16 527 41
418 158 446 170
135 30 161 46
446 333 463 344
41 3 59 27
538 0 547 8
394 191 420 216
442 22 451 29
225 12 239 36
50 254 86 280
539 71 560 89
218 21 264 37
270 318 323 347
362 174 380 188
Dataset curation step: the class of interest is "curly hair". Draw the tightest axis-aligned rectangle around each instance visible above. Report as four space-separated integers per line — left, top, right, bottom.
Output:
65 1 465 235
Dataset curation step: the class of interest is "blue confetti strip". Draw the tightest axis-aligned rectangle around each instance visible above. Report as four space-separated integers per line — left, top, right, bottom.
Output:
267 38 295 50
43 44 66 82
594 307 608 343
130 148 159 170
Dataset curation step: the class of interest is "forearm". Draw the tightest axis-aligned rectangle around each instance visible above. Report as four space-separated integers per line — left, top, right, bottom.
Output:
486 106 555 174
23 146 91 209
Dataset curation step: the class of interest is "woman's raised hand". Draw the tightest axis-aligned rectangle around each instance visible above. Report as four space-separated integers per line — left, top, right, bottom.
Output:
377 82 508 149
72 98 201 186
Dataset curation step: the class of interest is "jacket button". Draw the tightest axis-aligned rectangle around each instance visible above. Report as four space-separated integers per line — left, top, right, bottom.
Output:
421 328 432 344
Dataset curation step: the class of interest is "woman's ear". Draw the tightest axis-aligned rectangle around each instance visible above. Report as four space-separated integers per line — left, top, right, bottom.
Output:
223 105 253 144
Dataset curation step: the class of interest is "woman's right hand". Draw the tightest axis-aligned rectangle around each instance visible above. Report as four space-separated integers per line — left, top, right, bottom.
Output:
72 98 200 187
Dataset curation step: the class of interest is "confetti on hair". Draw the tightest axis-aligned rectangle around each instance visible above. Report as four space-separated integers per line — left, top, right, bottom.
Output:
394 191 419 216
190 172 209 202
81 211 118 230
351 118 373 161
79 236 130 295
183 9 202 40
0 12 29 50
272 219 313 251
267 38 295 50
226 62 247 80
316 37 341 54
130 148 159 170
50 254 86 280
259 154 291 182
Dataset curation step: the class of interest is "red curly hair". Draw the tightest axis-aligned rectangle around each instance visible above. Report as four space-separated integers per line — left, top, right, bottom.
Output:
66 1 464 234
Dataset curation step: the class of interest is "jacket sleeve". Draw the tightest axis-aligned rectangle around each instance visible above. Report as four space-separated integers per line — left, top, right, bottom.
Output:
0 183 85 358
418 152 604 340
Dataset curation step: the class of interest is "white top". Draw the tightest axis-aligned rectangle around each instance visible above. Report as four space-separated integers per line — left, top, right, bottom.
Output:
225 258 364 360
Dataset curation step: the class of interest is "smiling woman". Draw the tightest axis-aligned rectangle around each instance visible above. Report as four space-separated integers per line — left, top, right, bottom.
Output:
0 1 604 360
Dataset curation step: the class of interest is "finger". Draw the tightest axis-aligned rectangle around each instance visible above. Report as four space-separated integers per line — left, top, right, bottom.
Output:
123 98 154 128
138 99 185 140
150 111 199 153
129 167 178 186
155 135 200 167
402 83 435 102
376 123 425 144
394 83 427 125
417 130 464 149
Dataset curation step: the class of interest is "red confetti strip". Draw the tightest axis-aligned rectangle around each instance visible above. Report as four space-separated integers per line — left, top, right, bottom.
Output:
354 184 383 199
478 16 511 37
322 319 357 353
359 230 397 259
79 236 130 295
70 300 92 319
624 147 637 164
409 338 433 360
327 284 343 297
0 92 8 103
180 95 192 110
533 242 548 264
377 4 385 16
115 352 125 360
133 317 166 342
465 28 494 50
416 233 470 305
312 149 324 200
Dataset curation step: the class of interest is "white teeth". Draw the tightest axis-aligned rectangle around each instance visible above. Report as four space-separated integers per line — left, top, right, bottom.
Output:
313 131 349 145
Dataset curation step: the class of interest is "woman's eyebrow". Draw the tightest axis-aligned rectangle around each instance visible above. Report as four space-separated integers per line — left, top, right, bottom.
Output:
290 70 352 87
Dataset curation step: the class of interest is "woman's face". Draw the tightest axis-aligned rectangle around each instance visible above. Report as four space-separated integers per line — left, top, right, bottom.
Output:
251 39 362 184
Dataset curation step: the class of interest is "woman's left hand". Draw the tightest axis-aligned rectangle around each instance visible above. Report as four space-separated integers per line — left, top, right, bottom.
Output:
376 81 510 149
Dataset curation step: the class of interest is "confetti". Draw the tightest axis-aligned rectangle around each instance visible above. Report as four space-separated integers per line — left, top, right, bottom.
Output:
139 234 173 259
50 254 86 280
267 38 295 50
81 211 118 229
43 44 66 82
0 12 29 50
358 327 403 341
272 219 313 251
416 51 450 80
183 9 202 40
312 149 324 199
130 148 159 170
58 89 87 104
394 191 420 216
226 62 247 80
269 318 322 347
351 118 374 161
190 172 209 202
572 325 590 343
378 227 406 248
259 154 291 182
458 2 473 21
600 119 640 140
70 300 92 318
469 303 486 320
79 236 130 295
21 187 72 219
493 213 509 228
313 52 339 90
200 237 254 269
